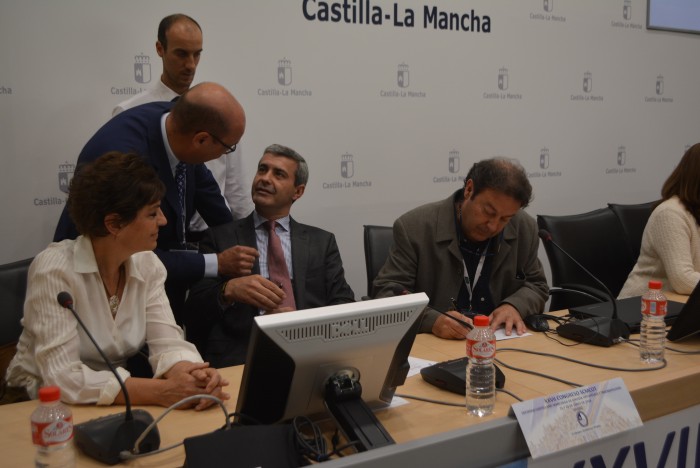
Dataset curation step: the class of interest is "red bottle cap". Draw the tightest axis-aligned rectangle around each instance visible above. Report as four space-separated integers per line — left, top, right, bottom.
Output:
38 386 61 403
648 280 663 290
473 315 490 327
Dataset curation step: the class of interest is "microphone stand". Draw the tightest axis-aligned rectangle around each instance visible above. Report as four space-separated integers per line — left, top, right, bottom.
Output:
538 230 630 347
57 292 160 465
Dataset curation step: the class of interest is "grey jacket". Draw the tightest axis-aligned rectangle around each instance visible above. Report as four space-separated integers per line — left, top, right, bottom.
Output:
373 191 548 333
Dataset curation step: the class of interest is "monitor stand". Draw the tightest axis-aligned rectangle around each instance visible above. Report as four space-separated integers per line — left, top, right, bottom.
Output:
324 370 395 452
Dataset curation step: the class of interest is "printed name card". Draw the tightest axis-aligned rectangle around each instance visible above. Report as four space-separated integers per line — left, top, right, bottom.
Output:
511 378 642 459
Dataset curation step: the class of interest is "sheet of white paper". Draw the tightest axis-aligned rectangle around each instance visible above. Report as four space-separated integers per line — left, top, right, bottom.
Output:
407 356 436 377
495 328 532 341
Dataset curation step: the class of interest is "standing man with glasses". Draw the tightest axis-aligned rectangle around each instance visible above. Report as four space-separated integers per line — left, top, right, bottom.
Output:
113 13 253 229
54 82 249 326
372 157 548 338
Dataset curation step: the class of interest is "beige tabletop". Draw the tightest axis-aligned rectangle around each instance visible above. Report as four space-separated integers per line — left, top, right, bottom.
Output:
2 310 699 467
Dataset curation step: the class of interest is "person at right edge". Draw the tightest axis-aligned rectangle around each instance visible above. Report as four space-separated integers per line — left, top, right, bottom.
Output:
373 157 548 338
619 143 700 298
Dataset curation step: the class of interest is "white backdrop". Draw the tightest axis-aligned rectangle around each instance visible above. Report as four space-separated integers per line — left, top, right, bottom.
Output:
2 0 699 297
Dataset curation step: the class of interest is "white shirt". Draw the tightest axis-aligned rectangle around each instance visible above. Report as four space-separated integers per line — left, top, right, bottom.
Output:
619 196 700 298
5 237 202 405
112 79 253 226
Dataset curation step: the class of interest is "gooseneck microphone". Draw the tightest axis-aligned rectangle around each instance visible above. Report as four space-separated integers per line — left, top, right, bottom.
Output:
537 230 630 346
57 292 160 465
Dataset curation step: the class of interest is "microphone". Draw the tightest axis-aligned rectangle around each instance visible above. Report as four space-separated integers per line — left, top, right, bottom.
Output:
57 292 160 464
537 230 630 346
392 285 473 330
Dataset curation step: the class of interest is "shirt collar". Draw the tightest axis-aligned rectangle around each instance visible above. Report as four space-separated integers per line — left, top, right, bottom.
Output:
72 235 142 282
253 211 291 232
160 112 180 175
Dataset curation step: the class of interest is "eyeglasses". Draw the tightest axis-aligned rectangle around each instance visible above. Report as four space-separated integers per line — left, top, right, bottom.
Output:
208 132 237 154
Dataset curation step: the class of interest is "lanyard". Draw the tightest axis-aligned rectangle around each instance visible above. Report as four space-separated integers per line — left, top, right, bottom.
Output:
461 239 490 311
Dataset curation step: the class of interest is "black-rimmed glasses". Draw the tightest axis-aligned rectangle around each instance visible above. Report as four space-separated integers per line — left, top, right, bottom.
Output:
209 132 237 154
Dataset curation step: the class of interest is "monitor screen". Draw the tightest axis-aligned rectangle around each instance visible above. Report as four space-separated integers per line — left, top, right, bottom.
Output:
647 0 700 35
666 282 700 342
235 293 428 425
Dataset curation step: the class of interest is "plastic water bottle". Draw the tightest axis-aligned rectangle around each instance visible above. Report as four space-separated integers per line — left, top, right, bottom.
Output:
640 280 667 364
466 315 496 416
31 386 76 468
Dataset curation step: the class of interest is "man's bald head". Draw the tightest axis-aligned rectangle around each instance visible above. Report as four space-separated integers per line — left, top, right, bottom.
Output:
171 82 246 145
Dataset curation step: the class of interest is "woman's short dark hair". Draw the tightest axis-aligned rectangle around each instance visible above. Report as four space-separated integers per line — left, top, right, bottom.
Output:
662 143 700 224
464 157 532 208
67 152 165 237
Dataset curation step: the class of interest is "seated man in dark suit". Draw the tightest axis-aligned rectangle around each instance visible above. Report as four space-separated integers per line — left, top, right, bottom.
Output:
186 144 356 367
53 82 246 324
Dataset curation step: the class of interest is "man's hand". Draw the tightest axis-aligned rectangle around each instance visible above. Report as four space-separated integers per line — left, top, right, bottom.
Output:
432 311 473 340
223 274 286 310
490 304 526 336
217 246 259 277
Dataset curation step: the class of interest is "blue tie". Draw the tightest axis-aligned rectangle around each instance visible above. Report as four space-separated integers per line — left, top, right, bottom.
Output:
175 162 187 245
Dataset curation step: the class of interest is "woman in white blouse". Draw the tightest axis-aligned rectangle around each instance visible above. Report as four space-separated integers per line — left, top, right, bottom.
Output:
619 144 700 298
5 152 229 409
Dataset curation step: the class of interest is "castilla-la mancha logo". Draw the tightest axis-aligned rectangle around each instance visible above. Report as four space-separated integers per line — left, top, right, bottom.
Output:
58 162 75 194
540 147 550 169
278 58 292 86
543 0 553 13
397 63 409 88
341 153 354 179
583 72 593 93
498 67 508 91
617 146 627 166
449 150 460 174
656 75 664 96
134 53 151 84
623 0 632 20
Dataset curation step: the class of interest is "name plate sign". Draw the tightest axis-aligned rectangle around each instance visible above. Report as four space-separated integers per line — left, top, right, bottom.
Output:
511 378 642 459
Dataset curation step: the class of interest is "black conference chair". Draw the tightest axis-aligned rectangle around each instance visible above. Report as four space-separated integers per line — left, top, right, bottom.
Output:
537 209 635 312
608 201 658 263
363 225 394 298
0 258 32 381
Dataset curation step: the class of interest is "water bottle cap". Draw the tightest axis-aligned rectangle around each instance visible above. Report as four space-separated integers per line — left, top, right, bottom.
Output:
38 386 61 403
648 280 662 290
473 315 490 327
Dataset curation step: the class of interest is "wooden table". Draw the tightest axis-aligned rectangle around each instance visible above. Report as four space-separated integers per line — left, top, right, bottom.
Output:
2 317 699 467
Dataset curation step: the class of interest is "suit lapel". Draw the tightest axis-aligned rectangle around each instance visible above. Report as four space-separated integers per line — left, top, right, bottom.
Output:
238 215 261 275
148 120 181 225
289 218 308 307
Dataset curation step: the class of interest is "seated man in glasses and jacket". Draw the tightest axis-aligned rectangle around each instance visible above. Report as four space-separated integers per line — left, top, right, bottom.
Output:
185 144 356 367
372 157 548 339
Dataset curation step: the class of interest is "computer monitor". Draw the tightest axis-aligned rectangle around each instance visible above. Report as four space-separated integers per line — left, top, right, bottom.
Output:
235 293 428 451
667 282 700 342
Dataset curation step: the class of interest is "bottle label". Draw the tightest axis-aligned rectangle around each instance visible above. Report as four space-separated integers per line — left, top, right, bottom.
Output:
467 339 496 359
32 417 73 446
642 299 667 317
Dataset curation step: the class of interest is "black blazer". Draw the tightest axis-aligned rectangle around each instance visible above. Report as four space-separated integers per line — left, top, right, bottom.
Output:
186 213 356 367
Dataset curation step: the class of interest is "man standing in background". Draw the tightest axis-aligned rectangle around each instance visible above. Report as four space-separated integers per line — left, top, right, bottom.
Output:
113 13 252 229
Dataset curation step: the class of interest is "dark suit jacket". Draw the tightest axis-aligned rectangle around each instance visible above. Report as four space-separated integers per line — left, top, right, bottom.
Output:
186 213 356 367
53 101 233 321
